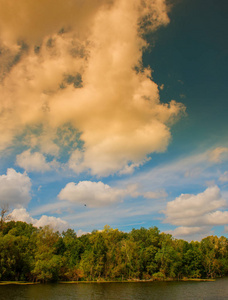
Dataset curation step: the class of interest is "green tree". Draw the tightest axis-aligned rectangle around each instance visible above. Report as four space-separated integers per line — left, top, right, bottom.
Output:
31 226 62 282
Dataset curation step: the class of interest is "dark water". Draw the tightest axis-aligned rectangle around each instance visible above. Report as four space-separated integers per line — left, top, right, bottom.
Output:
1 278 228 300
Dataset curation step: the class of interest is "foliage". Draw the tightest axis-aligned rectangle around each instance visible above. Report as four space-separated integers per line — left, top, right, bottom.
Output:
0 219 228 282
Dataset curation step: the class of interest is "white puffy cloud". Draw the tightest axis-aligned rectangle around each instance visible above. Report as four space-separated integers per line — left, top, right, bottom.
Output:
164 186 225 222
0 168 31 207
168 226 208 237
16 149 55 172
58 180 167 208
163 186 228 238
77 229 90 237
9 207 69 232
34 215 69 232
166 226 212 242
9 207 34 223
58 181 125 207
0 0 185 176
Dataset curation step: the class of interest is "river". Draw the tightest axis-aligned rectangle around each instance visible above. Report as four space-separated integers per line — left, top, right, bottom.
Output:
0 278 228 299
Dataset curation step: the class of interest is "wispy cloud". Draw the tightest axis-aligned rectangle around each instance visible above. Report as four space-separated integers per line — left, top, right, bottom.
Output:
120 147 228 195
220 171 228 182
208 147 228 163
64 201 164 230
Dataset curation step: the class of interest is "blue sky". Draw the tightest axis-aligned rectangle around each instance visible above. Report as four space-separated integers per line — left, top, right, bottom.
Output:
0 0 227 241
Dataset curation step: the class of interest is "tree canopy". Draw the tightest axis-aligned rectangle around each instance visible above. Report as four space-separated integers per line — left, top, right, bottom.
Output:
0 219 228 282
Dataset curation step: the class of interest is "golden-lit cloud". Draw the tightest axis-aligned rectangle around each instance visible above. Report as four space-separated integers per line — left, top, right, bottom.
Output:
0 0 110 44
208 147 228 163
0 0 185 176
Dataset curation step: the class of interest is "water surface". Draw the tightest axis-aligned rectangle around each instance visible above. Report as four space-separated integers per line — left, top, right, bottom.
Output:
0 278 228 300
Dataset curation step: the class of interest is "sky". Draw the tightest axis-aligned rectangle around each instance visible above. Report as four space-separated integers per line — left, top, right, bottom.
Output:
0 0 227 241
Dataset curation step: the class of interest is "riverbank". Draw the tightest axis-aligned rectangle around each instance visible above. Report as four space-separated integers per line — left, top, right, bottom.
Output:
0 278 215 285
0 281 39 285
59 278 216 284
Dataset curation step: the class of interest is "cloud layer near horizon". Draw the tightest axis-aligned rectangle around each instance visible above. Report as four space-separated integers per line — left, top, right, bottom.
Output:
0 0 185 176
9 207 69 232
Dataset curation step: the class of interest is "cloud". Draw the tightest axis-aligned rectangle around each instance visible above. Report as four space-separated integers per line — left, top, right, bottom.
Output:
142 190 168 199
159 84 164 90
0 0 185 176
34 215 69 232
208 147 228 163
59 198 163 230
164 186 225 222
77 229 90 237
58 179 168 208
9 207 34 224
58 181 125 207
219 171 228 182
118 158 151 175
163 186 228 238
0 0 170 45
126 183 167 199
120 146 228 200
166 226 212 242
29 201 69 217
0 168 31 207
9 207 69 232
0 0 110 45
68 149 85 174
22 129 60 156
168 226 206 236
16 149 55 172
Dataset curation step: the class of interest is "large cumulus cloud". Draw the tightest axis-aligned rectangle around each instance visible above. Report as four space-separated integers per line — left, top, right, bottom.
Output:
0 0 185 176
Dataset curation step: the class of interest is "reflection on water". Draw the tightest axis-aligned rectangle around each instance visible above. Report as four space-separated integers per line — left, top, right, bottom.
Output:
0 278 228 300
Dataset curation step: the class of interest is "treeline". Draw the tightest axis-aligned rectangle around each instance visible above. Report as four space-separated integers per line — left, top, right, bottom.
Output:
0 221 228 282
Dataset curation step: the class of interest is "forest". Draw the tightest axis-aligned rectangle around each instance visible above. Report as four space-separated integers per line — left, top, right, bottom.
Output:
0 219 228 283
